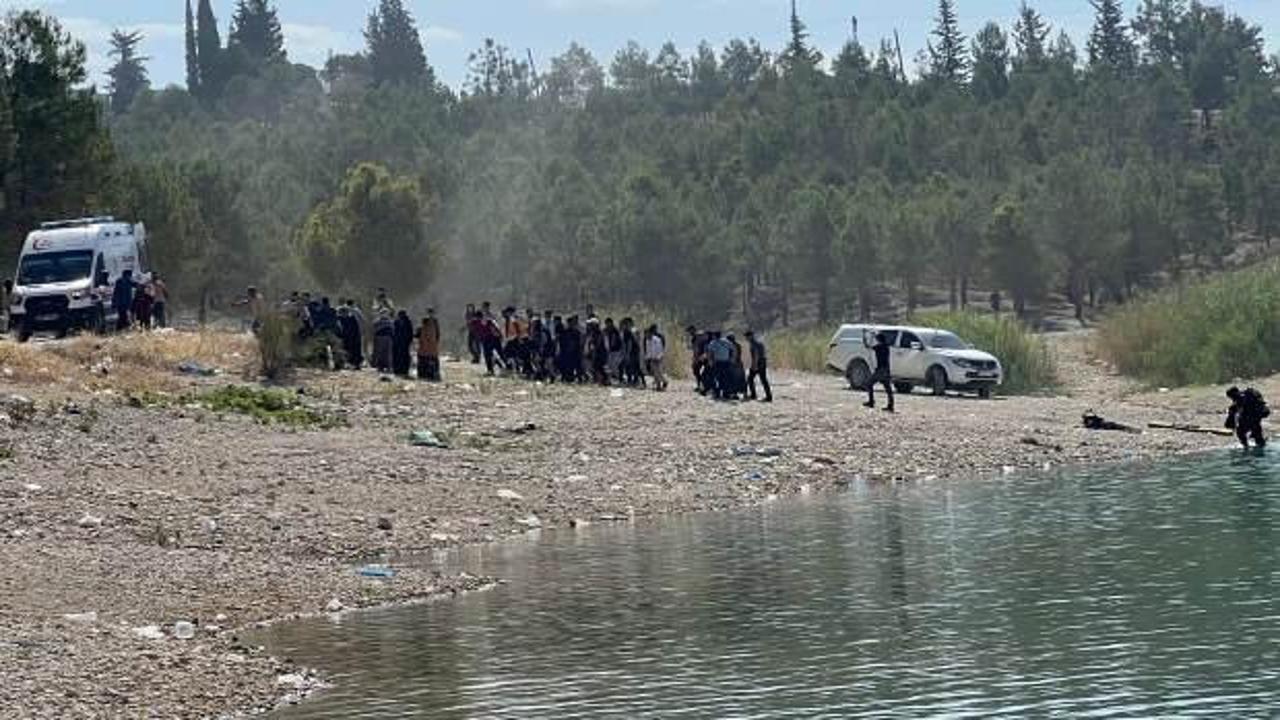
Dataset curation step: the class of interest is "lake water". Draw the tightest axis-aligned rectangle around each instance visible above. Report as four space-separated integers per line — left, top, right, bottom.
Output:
261 452 1280 719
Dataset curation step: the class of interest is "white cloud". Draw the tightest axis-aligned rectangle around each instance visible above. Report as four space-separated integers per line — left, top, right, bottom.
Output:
422 25 463 44
283 22 359 65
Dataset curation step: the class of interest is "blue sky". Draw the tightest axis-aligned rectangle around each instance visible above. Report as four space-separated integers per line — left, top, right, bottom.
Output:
5 0 1278 90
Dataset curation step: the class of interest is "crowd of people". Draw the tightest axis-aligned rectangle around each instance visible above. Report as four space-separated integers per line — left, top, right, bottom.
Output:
244 291 774 401
247 287 444 382
109 269 170 331
464 302 671 390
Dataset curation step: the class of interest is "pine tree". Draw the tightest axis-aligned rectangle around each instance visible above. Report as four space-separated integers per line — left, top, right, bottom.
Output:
1087 0 1136 74
928 0 969 84
970 22 1009 103
184 0 200 93
365 0 431 86
1012 1 1051 71
1133 0 1186 66
107 29 149 115
196 0 224 98
780 0 822 74
229 0 285 64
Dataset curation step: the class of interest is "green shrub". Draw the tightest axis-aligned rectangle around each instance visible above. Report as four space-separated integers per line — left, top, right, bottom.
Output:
256 313 296 380
913 311 1058 395
1098 260 1280 387
197 385 343 428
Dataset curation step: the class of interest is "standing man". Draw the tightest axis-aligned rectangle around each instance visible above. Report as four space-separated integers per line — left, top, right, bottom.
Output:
150 274 170 328
112 269 136 332
745 330 772 403
864 331 895 413
645 324 667 391
465 304 480 363
706 332 734 400
417 309 442 381
1226 387 1269 450
1 278 12 331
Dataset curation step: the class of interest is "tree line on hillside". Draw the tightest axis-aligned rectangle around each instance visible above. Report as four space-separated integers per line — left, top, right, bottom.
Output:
1 0 1279 327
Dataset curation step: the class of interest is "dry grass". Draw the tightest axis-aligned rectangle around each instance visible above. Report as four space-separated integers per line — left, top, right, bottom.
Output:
0 330 258 393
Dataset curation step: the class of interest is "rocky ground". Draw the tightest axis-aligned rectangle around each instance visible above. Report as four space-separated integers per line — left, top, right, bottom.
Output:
0 329 1259 719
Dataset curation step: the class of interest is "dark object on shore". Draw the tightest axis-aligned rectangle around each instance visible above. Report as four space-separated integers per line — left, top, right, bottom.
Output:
1082 412 1140 434
1148 422 1235 438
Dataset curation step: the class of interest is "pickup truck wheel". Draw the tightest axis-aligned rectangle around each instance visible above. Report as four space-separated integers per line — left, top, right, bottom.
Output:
893 381 914 395
846 359 871 390
978 387 993 400
927 366 948 396
16 321 32 343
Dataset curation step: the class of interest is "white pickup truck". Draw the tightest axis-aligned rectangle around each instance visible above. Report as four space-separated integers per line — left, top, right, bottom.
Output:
827 323 1004 398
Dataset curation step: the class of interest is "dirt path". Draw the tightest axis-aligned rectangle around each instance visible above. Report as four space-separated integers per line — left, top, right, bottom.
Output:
0 331 1250 718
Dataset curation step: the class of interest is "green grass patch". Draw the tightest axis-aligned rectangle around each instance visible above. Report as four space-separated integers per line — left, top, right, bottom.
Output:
195 386 344 428
1098 260 1280 387
913 311 1058 395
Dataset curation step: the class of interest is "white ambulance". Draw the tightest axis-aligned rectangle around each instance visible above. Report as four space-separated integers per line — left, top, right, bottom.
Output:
8 217 149 341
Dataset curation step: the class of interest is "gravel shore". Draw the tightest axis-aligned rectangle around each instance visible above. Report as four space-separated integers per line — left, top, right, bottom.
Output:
0 330 1253 718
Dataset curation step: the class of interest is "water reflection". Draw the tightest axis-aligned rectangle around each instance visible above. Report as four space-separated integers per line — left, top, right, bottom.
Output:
262 452 1280 718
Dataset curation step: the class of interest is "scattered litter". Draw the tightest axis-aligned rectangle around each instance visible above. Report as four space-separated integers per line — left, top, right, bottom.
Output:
376 516 394 531
1002 465 1016 475
177 360 220 377
569 518 592 528
496 489 524 502
276 674 307 689
504 422 538 435
172 621 196 640
609 389 625 398
745 470 765 482
562 474 589 484
62 611 98 624
408 430 448 448
357 564 396 579
734 447 783 458
325 599 345 613
133 625 166 641
22 483 42 492
77 514 104 528
516 514 543 529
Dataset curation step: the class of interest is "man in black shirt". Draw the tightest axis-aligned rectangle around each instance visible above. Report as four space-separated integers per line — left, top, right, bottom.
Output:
745 330 772 403
863 332 895 413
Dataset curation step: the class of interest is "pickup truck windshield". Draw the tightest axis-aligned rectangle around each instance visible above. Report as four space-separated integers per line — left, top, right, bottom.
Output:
17 250 94 285
929 332 970 350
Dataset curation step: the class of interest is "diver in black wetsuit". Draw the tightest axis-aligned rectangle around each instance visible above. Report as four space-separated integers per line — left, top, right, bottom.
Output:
1227 387 1269 450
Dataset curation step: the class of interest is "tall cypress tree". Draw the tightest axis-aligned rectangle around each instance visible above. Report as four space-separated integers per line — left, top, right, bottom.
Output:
1087 0 1136 74
229 0 285 64
365 0 431 86
196 0 224 98
184 0 200 93
928 0 969 84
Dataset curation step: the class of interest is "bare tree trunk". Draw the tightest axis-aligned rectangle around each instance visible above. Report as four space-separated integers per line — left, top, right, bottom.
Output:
948 276 958 311
960 275 969 309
